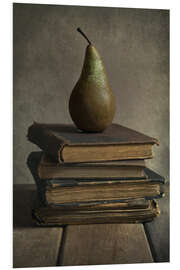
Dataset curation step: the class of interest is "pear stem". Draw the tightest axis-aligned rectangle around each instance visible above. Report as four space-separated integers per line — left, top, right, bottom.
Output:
77 27 91 45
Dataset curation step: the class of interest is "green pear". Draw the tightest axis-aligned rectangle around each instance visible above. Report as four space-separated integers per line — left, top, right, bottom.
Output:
69 28 115 132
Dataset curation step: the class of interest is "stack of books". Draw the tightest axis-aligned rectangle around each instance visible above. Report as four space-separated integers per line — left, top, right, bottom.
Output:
27 122 165 226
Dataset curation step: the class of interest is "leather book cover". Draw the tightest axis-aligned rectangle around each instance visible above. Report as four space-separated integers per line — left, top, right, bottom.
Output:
27 122 159 163
32 200 160 226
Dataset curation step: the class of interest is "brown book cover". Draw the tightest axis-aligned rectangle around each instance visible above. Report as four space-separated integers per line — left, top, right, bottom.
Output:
38 152 147 180
36 168 165 206
32 200 160 226
27 122 159 163
45 181 163 205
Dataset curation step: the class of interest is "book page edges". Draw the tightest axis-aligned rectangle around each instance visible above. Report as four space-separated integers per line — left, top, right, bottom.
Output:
61 143 154 163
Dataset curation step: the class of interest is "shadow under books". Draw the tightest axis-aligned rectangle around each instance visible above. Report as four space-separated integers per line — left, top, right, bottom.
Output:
13 152 42 228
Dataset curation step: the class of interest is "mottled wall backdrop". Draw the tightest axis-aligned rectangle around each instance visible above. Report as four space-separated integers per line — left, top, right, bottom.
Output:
13 4 169 184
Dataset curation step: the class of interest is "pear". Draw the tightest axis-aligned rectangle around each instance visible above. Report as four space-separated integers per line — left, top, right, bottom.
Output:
69 28 115 132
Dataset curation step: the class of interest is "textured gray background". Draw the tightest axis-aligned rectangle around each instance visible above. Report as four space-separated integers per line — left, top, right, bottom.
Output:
13 3 169 184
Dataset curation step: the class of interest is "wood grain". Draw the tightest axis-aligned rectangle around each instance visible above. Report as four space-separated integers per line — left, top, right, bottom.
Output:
60 223 153 266
144 185 169 262
13 227 63 268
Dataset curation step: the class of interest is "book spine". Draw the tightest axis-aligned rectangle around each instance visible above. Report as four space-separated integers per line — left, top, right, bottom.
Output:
27 123 65 163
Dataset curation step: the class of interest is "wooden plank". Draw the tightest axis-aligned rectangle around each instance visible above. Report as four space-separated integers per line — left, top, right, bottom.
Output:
60 223 153 266
13 227 63 268
144 185 169 262
13 184 63 268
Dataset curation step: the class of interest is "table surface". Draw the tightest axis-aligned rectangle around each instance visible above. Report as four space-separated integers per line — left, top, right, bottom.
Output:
13 152 169 267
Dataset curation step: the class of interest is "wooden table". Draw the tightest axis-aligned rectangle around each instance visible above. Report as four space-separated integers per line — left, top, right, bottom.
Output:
13 152 169 267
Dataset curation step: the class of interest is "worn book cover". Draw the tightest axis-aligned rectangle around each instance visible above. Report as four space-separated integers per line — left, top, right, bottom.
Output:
38 152 147 179
32 199 160 226
27 122 159 163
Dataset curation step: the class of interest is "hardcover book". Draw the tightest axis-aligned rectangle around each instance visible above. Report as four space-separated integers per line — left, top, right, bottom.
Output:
43 177 164 206
38 152 147 180
33 200 160 226
27 123 159 163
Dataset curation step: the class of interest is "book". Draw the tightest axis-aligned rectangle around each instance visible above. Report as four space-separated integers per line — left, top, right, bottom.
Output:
35 168 165 206
27 122 158 163
45 181 163 206
38 152 147 180
32 200 160 226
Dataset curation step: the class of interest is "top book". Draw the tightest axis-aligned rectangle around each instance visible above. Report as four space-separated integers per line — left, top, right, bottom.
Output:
27 122 159 164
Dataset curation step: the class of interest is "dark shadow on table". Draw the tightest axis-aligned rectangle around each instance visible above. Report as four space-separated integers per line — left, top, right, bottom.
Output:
144 185 169 262
13 152 42 228
13 184 37 227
